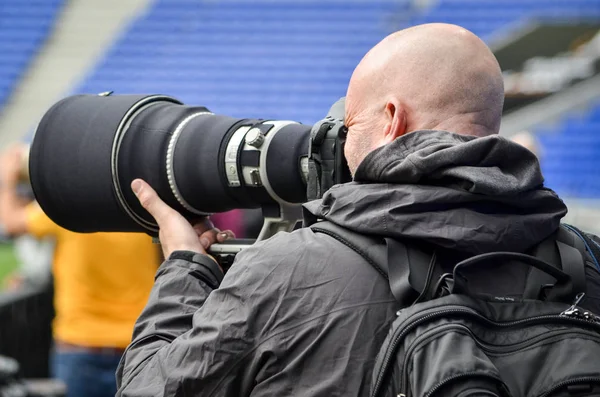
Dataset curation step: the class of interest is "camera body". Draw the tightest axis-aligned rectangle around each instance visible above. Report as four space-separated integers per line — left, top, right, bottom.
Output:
307 97 350 203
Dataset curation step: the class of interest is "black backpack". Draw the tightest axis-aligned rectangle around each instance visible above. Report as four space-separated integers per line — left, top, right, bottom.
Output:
311 222 600 397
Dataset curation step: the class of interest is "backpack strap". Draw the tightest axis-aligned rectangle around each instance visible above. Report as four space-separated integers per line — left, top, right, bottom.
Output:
523 236 555 299
384 237 436 305
310 221 436 306
556 226 587 294
524 224 592 300
311 221 600 304
309 221 388 279
556 241 586 294
563 224 600 272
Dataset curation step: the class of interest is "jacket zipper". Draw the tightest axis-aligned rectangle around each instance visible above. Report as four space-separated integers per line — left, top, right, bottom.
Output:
538 376 600 397
400 324 598 397
370 305 600 397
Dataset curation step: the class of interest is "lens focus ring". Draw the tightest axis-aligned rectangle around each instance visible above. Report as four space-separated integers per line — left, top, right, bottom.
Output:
166 111 213 215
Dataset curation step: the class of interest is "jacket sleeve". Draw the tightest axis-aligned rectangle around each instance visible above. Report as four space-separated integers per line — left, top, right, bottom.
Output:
116 250 260 397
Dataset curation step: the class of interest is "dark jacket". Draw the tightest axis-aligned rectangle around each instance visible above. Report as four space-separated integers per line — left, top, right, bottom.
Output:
116 130 600 397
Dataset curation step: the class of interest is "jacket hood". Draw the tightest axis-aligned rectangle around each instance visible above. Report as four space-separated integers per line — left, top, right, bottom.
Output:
303 130 567 254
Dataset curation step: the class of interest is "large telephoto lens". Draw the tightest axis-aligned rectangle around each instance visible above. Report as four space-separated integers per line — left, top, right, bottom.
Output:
29 94 311 234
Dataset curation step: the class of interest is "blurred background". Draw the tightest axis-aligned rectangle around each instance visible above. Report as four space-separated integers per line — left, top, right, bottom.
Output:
0 0 598 395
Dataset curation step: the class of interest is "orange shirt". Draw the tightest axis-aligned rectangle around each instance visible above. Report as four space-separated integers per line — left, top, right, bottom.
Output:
25 203 159 348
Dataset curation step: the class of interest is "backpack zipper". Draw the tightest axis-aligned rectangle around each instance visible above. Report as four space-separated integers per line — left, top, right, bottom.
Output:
399 324 598 397
370 303 600 397
424 372 507 397
559 292 600 323
537 376 600 397
396 372 507 397
399 375 600 397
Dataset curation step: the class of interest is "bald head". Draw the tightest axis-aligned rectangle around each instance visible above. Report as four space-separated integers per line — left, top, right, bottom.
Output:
344 24 505 174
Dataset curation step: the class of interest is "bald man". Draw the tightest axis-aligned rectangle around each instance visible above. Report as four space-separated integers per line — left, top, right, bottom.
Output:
116 24 600 396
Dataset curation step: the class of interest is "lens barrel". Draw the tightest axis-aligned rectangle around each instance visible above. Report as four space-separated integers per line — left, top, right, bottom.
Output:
29 94 311 233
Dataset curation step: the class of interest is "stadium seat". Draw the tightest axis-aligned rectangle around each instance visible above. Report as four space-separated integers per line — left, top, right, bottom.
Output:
0 0 63 107
76 0 600 197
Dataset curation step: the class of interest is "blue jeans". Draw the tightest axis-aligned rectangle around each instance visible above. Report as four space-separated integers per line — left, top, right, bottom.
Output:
51 345 122 397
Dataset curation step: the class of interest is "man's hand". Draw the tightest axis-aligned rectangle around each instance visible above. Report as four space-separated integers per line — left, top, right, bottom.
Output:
131 179 234 259
0 144 26 188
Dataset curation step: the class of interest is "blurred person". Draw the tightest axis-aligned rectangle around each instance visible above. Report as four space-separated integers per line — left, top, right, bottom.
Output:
0 148 53 290
1 234 53 290
0 144 160 397
514 129 600 236
115 23 600 396
510 130 541 157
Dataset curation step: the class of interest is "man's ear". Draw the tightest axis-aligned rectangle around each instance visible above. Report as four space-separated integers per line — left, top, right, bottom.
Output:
382 99 407 143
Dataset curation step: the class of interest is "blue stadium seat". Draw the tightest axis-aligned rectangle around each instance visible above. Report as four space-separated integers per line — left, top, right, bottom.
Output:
79 0 401 123
0 0 63 108
537 103 600 198
77 0 600 197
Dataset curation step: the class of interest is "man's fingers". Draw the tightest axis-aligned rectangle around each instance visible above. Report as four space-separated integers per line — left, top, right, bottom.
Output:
198 228 221 249
197 229 235 250
192 218 215 235
217 230 235 243
199 232 216 250
131 179 173 224
130 182 237 253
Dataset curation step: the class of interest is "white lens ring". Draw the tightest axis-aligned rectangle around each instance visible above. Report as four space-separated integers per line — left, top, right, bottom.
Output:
257 121 300 207
166 111 213 216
